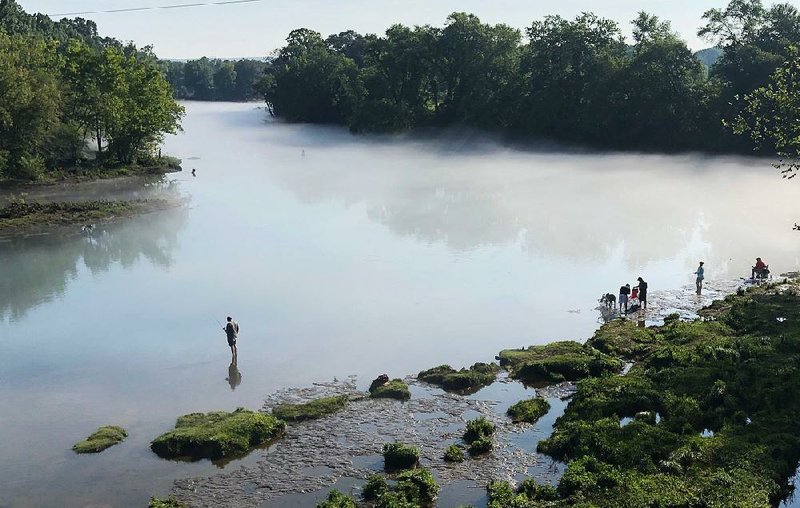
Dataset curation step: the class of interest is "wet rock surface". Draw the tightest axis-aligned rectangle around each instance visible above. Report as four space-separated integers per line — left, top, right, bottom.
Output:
171 378 573 507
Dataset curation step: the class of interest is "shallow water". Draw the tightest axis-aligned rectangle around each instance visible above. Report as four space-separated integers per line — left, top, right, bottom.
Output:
1 102 800 507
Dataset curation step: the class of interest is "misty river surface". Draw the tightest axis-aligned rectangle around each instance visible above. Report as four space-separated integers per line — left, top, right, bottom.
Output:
1 102 800 507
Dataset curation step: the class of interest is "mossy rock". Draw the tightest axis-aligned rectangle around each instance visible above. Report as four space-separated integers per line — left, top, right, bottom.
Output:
417 362 500 394
272 395 349 422
586 319 661 361
150 408 285 461
148 497 184 508
316 489 357 508
463 416 495 443
362 474 389 501
395 468 440 504
507 397 551 424
444 443 465 463
369 379 411 400
383 442 419 470
467 436 493 456
498 341 623 385
72 425 127 454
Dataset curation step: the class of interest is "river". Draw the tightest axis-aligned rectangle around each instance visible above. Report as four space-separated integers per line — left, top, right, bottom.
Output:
1 101 799 507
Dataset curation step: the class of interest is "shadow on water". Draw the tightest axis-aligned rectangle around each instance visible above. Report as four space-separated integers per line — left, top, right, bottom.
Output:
0 206 188 322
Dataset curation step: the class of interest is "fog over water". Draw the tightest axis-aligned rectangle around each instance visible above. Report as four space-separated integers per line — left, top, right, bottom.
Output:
1 102 798 506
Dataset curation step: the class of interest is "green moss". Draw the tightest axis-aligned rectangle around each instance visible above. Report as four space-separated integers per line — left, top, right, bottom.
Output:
316 489 357 508
467 436 493 456
417 362 500 394
463 416 495 443
72 425 127 454
507 397 551 424
383 442 420 470
370 379 411 400
487 478 558 508
148 497 184 508
150 408 285 461
271 395 349 422
498 341 623 385
444 444 465 463
0 199 173 234
362 474 389 501
586 319 661 360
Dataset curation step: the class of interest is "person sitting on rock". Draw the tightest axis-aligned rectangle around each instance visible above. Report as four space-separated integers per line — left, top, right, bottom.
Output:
752 258 769 279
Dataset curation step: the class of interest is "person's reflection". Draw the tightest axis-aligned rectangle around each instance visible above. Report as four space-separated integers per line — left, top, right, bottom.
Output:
226 357 242 390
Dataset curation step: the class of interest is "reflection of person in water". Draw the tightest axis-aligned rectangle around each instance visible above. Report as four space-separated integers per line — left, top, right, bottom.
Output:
226 357 242 390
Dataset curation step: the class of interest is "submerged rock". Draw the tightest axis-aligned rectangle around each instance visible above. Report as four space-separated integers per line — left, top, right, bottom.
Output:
498 341 623 385
150 408 285 461
417 362 500 394
272 395 350 422
72 425 127 454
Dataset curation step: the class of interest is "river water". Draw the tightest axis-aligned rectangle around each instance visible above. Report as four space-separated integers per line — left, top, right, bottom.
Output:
1 102 799 507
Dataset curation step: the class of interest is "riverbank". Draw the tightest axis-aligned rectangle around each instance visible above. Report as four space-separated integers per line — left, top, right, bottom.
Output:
159 278 800 507
0 157 182 189
0 199 178 236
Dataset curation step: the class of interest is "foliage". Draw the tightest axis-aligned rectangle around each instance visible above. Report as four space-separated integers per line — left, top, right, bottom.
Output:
586 319 661 361
160 58 269 101
467 436 493 456
72 425 127 453
148 497 184 508
271 395 349 422
498 341 623 385
362 474 389 501
382 442 420 470
363 469 440 507
443 444 465 463
519 281 800 506
316 489 357 508
463 416 495 443
417 362 500 394
150 408 285 461
369 379 411 400
507 397 551 424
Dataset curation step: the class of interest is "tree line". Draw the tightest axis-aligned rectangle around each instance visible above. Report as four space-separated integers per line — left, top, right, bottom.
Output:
0 0 183 180
160 58 268 101
260 0 800 153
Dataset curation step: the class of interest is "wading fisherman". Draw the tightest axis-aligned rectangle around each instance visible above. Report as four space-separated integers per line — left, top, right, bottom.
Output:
223 316 239 356
695 262 705 295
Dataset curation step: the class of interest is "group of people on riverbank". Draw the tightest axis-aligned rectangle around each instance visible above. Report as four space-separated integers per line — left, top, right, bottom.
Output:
618 277 648 314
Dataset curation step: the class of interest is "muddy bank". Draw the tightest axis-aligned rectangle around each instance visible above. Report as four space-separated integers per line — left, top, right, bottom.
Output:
171 378 572 507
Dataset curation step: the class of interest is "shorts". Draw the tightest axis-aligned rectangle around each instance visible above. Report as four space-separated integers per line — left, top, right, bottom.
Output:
619 294 628 305
227 336 237 347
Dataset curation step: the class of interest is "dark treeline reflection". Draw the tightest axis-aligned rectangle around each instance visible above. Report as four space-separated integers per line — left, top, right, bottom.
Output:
260 1 800 153
0 208 187 322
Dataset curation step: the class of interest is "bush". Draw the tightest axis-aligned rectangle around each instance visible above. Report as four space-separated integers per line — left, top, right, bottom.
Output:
507 397 551 424
383 442 420 470
463 416 495 443
468 436 493 456
395 468 440 504
316 489 356 508
362 474 389 501
444 444 465 463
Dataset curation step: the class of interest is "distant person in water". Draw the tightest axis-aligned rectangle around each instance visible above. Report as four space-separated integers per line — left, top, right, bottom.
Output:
226 356 242 390
619 283 631 313
191 168 196 177
694 262 705 294
637 277 648 309
224 316 239 356
752 257 769 279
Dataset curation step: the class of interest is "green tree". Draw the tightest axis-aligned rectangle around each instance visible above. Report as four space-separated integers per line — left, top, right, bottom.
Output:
183 57 215 100
212 61 237 100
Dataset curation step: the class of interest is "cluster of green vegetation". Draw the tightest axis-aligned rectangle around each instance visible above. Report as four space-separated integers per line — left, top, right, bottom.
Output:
443 443 465 463
487 478 558 508
362 469 440 507
260 1 800 153
0 199 173 234
0 0 183 181
507 397 552 424
417 362 500 394
498 341 623 385
150 408 285 461
160 58 268 101
383 442 420 470
271 395 350 422
148 497 184 508
369 378 411 400
496 282 800 506
463 416 495 456
71 425 127 454
315 489 357 508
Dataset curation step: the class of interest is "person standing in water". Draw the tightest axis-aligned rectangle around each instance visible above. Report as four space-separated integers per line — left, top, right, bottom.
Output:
224 316 239 356
637 277 648 309
619 283 631 314
694 262 705 295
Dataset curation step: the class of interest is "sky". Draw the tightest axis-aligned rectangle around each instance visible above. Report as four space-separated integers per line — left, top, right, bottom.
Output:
16 0 800 59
